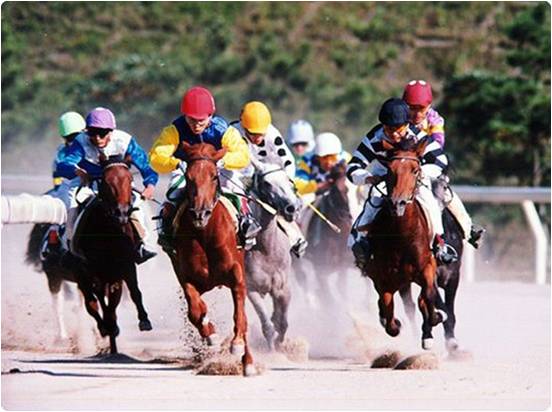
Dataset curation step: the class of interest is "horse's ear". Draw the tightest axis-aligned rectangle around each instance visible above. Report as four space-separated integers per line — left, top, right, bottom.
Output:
381 139 395 152
181 141 192 154
213 147 227 162
415 138 430 159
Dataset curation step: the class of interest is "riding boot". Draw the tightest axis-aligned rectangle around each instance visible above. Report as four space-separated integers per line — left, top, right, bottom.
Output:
352 237 372 271
468 224 485 249
433 234 458 264
291 238 308 258
157 202 176 254
238 214 261 250
134 242 157 265
40 226 62 261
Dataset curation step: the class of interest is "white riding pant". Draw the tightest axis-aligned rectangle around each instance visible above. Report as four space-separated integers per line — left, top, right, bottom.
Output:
349 180 444 246
444 189 473 239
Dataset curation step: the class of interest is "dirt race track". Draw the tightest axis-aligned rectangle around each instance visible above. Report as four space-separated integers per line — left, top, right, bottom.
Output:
1 221 550 410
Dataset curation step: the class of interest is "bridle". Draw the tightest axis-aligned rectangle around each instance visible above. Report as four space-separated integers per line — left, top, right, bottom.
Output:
185 155 221 217
367 154 422 208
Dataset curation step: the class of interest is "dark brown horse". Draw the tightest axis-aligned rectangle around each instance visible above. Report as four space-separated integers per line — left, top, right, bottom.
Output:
296 161 355 303
172 142 254 376
363 141 444 350
67 155 152 354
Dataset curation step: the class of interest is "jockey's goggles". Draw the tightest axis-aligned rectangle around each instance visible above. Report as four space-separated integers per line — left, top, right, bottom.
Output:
383 123 408 134
88 127 112 138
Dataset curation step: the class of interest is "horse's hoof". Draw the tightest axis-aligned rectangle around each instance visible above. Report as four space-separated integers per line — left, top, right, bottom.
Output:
379 317 387 328
386 325 400 337
231 342 245 357
422 338 434 350
395 318 402 328
244 364 257 377
446 338 459 352
206 333 221 347
139 320 153 331
99 327 108 337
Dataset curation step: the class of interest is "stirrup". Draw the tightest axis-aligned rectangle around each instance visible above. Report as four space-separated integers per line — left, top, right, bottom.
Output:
352 238 371 270
135 244 157 265
435 243 458 264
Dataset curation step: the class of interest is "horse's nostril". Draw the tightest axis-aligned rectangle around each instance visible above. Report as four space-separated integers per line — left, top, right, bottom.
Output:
285 205 296 214
205 210 212 216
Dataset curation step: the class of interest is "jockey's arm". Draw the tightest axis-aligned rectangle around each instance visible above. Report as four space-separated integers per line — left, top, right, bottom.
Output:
148 125 181 174
55 140 86 179
220 126 250 170
293 159 317 195
126 138 159 188
427 109 445 148
420 137 448 180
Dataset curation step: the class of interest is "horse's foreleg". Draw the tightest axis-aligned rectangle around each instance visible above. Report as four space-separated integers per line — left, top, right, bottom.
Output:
398 284 417 334
418 263 441 350
182 282 216 342
77 282 107 337
247 290 275 351
105 281 122 354
378 291 401 337
271 284 291 348
230 264 254 375
124 266 152 331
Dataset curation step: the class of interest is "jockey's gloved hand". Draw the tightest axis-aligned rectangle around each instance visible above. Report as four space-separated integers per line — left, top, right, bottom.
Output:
75 167 91 186
315 180 333 195
178 161 188 173
365 175 383 186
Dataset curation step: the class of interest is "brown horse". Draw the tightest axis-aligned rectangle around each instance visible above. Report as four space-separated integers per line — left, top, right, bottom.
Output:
67 155 152 354
364 141 444 350
172 142 254 376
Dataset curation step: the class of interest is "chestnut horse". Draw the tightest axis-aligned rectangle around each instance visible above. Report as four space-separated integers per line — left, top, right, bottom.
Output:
172 142 254 376
363 141 444 349
68 155 152 354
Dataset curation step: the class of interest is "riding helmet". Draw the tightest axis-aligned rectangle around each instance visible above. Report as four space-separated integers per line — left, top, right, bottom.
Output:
378 98 409 127
181 86 216 119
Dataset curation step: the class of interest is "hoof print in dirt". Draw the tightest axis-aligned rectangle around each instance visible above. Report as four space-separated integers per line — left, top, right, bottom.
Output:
371 350 402 368
394 353 439 370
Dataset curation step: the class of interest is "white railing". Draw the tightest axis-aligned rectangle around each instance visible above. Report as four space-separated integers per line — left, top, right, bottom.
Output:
453 185 551 284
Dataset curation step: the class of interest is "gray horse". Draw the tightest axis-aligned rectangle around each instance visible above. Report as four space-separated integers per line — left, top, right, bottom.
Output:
244 161 302 350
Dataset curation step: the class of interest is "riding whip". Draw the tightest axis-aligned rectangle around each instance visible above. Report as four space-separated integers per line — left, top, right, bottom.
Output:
306 202 342 234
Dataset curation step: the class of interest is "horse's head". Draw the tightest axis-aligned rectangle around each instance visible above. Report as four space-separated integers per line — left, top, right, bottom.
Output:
98 154 134 224
384 140 427 216
251 159 301 222
182 141 227 228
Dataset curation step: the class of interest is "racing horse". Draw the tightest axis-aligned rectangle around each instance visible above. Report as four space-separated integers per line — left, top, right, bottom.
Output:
296 161 356 303
362 140 444 349
245 160 301 350
67 154 152 354
172 142 254 376
398 176 464 351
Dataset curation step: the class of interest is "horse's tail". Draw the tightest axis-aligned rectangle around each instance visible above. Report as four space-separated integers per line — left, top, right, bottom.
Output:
25 223 48 270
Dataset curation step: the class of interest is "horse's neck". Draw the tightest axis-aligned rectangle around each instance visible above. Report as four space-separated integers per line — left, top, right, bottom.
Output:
387 201 427 236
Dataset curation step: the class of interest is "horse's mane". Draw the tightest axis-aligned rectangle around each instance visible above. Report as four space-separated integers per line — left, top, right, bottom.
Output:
184 143 219 160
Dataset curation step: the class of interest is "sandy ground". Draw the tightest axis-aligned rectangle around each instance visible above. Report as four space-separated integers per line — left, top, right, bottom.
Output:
1 177 550 410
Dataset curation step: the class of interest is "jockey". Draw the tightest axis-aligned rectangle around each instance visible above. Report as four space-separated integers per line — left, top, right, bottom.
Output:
286 119 315 165
231 101 308 257
148 86 255 252
55 107 159 264
347 98 457 269
294 132 351 197
40 112 87 260
403 80 484 248
53 112 86 189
